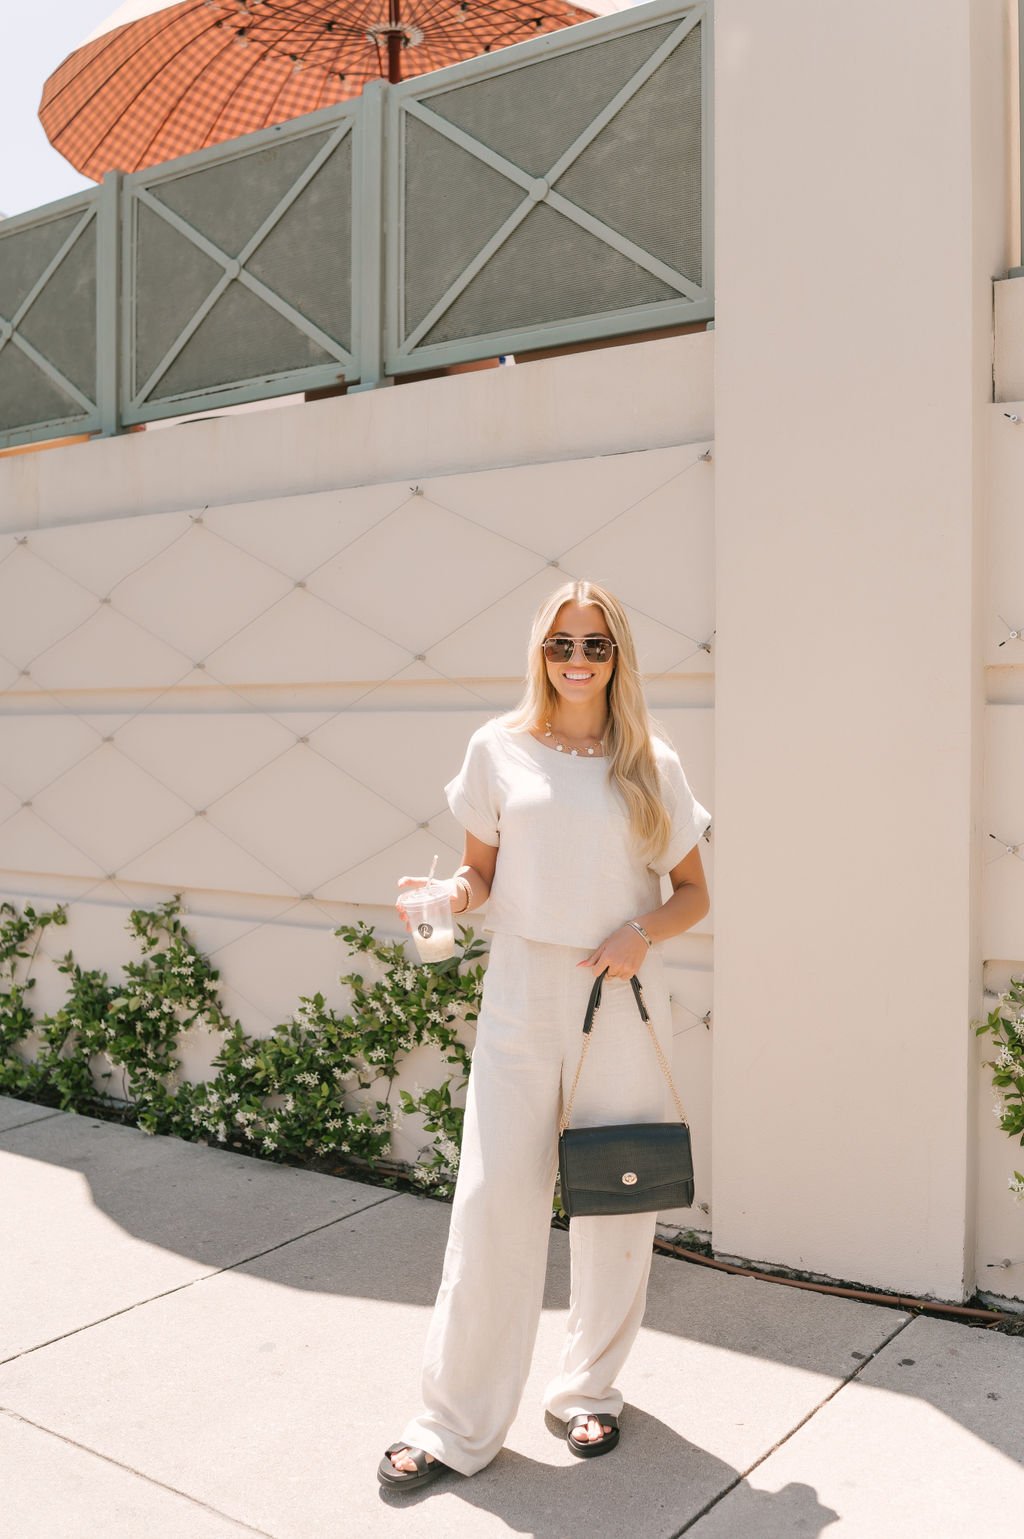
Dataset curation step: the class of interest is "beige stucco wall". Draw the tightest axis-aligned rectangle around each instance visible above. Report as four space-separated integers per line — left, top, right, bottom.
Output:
0 333 716 1219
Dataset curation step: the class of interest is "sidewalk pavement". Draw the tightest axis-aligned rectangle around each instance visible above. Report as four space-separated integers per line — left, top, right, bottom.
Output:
2 1093 1023 1539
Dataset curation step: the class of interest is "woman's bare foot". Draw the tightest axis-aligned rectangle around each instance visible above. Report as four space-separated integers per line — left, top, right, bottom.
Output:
389 1445 436 1472
569 1416 614 1446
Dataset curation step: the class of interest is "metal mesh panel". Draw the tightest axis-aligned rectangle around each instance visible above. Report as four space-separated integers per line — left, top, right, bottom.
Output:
149 131 336 259
246 132 353 349
133 202 224 394
423 202 675 346
425 21 679 177
556 24 702 283
0 339 87 430
17 220 98 399
0 212 85 318
151 280 334 400
403 114 525 337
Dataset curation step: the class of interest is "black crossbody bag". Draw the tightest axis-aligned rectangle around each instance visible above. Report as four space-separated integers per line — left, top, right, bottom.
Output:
557 965 694 1218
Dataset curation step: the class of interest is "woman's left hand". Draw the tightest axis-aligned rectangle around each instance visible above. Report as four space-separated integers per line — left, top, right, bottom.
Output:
577 924 649 979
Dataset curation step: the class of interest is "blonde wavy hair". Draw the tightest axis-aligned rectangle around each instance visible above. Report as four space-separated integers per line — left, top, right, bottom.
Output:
500 579 673 868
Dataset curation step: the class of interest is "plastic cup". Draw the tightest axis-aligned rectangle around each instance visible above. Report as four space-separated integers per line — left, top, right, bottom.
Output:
402 881 456 964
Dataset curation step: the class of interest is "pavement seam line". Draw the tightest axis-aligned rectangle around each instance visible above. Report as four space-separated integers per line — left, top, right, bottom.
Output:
0 1188 400 1369
0 1111 65 1135
0 1405 282 1537
666 1311 917 1537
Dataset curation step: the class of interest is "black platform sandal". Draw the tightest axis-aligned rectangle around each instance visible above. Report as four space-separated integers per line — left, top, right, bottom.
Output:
378 1442 449 1490
566 1413 620 1459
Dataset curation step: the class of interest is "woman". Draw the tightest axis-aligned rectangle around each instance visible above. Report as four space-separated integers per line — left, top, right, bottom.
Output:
379 579 711 1490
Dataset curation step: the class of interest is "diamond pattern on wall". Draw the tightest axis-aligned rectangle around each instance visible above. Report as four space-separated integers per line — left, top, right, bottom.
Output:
112 524 294 660
205 589 411 686
310 709 492 828
1 439 714 939
28 606 193 692
112 713 299 810
27 512 191 598
0 548 100 670
119 814 299 895
32 745 193 873
0 809 105 880
204 485 411 580
0 714 103 801
423 445 697 557
212 747 413 895
306 496 541 656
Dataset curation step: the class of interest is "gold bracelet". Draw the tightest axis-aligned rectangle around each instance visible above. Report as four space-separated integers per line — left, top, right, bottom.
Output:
453 876 472 914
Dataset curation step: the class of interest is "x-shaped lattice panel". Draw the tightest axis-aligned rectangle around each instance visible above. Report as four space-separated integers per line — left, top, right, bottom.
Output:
388 3 710 372
0 195 102 449
122 113 357 422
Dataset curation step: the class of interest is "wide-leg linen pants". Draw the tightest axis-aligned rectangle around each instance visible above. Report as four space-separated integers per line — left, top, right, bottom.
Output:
400 930 676 1477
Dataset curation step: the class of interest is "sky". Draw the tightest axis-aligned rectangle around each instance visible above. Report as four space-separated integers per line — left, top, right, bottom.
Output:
0 0 643 220
2 4 117 217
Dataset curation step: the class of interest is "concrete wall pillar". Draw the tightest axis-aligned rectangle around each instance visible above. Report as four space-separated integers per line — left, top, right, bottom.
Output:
711 0 1008 1299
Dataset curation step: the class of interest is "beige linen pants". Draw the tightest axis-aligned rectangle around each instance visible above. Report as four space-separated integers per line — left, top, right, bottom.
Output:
400 930 676 1477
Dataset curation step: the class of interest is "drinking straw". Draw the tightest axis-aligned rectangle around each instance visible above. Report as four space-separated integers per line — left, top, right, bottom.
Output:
427 853 439 884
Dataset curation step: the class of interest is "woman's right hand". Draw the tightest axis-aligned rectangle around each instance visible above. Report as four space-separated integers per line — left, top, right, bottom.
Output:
395 875 460 932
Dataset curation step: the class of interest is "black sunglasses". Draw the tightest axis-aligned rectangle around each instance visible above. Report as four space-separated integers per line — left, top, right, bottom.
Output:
542 636 618 665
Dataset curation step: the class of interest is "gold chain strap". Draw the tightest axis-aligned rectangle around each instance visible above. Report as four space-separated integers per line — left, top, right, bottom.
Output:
558 978 688 1134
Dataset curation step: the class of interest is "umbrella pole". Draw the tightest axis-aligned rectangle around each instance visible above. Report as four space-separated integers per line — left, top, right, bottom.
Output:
387 0 404 83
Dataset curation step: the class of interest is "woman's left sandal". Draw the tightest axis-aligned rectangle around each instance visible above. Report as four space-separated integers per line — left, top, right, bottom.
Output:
378 1443 449 1490
566 1414 620 1459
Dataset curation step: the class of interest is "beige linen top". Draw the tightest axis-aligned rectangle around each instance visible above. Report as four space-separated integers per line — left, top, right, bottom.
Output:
444 716 711 951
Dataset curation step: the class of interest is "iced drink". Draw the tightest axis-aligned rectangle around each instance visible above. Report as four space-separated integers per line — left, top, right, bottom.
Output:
402 881 456 963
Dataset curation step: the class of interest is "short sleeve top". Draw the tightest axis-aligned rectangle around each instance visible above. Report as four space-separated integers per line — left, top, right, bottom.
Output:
444 716 711 950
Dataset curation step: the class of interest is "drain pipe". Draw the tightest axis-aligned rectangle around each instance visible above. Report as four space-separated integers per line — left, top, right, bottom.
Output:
652 1238 1016 1325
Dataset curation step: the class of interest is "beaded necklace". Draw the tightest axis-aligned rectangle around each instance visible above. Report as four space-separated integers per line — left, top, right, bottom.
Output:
542 719 608 757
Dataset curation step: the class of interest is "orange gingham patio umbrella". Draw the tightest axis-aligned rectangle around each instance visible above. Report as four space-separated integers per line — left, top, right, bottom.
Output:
39 0 599 181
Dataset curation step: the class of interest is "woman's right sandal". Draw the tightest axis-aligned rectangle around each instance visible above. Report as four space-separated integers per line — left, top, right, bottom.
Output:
377 1443 449 1490
566 1413 620 1459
